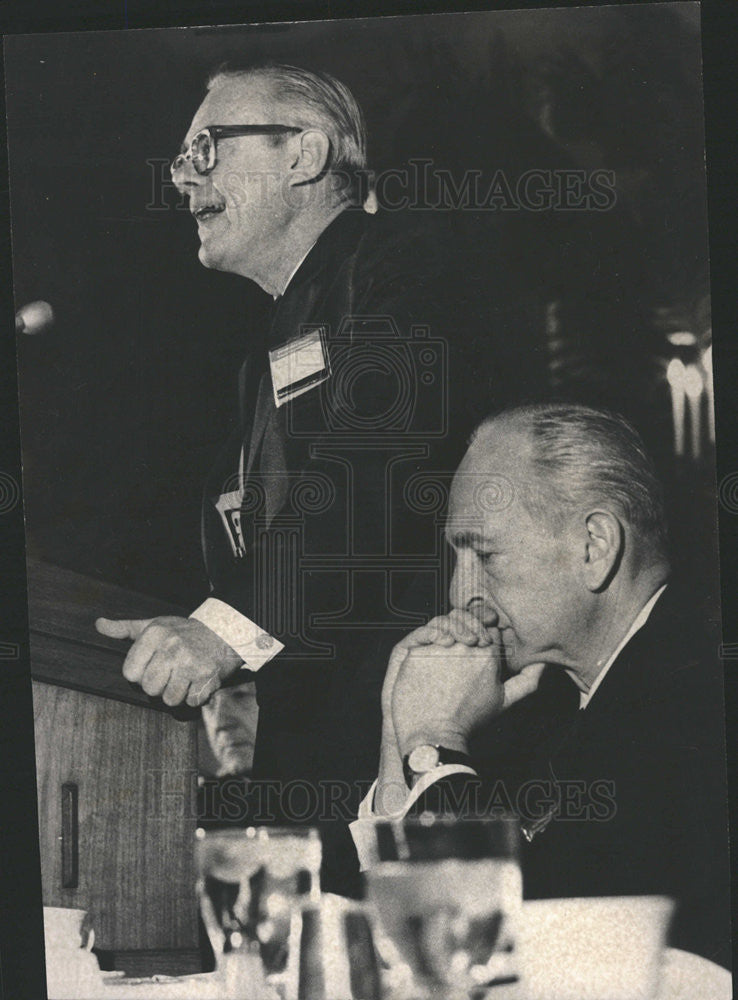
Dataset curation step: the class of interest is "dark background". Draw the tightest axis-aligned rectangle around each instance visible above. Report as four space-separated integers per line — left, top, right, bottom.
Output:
1 3 736 999
4 4 716 609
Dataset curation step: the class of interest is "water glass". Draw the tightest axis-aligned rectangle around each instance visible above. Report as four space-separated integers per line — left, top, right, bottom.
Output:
195 826 321 998
365 816 522 999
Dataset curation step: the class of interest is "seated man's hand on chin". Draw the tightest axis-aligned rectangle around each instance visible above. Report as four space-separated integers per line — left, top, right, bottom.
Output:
374 610 545 815
375 610 498 814
392 632 506 760
95 615 243 707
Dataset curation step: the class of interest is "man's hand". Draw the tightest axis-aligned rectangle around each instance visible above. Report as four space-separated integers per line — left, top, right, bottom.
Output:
389 616 547 758
95 615 243 707
392 641 505 758
374 610 498 815
381 610 494 716
399 609 495 653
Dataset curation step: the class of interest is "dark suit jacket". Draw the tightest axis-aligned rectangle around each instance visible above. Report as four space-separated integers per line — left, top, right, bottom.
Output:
414 585 731 968
199 208 544 892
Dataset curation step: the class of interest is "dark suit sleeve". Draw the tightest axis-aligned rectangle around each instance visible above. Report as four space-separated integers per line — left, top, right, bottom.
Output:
407 669 580 820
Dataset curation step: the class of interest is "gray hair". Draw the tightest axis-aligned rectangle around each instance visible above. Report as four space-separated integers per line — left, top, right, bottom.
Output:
207 62 367 202
473 403 668 559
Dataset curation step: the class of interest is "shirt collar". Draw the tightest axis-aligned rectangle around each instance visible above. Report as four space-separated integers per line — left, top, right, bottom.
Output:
579 584 668 709
273 205 367 300
274 239 319 300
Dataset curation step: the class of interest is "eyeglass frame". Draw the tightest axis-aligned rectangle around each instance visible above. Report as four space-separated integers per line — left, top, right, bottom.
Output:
170 124 303 177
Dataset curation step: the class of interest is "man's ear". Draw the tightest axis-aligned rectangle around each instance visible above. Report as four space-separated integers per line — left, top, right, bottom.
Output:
582 510 624 591
288 129 331 185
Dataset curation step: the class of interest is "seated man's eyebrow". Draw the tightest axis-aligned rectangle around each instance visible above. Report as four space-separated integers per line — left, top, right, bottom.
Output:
449 530 496 549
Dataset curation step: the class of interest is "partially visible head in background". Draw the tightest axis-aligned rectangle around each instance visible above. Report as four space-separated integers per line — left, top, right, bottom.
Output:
201 683 259 777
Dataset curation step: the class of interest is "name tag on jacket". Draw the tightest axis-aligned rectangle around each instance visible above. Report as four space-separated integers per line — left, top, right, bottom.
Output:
269 328 330 407
215 488 246 559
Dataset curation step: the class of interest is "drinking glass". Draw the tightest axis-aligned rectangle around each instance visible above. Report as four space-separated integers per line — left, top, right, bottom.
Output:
365 816 522 999
195 826 321 999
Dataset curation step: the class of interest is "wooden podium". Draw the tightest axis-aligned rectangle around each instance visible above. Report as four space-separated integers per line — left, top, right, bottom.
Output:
28 559 202 976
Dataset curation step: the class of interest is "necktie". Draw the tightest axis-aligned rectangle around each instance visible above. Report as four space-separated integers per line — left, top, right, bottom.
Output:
257 380 289 528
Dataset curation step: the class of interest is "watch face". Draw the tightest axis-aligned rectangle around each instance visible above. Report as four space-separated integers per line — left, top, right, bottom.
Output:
409 744 440 773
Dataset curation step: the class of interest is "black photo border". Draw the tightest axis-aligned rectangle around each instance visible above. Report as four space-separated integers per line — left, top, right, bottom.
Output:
0 2 735 996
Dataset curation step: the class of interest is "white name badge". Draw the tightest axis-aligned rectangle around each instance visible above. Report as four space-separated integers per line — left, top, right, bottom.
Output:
269 328 330 408
215 488 246 559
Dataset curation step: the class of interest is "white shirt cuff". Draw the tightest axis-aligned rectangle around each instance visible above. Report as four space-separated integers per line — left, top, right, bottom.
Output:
349 764 477 871
189 598 284 671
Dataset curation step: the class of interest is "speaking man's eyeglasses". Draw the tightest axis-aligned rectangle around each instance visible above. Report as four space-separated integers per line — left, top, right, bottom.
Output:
170 125 302 177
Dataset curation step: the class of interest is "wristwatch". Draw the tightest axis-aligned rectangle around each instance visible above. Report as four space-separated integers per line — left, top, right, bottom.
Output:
402 744 473 789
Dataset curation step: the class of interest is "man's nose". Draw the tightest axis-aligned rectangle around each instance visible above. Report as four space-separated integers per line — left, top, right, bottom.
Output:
171 156 202 195
449 551 499 626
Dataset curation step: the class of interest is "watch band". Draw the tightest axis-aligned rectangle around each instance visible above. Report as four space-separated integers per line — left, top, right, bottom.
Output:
402 744 473 788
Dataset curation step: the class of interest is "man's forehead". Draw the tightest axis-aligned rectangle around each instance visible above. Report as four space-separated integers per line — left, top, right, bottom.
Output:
452 426 530 491
444 489 496 542
445 424 535 533
186 77 275 139
473 420 533 466
222 682 257 699
204 682 256 707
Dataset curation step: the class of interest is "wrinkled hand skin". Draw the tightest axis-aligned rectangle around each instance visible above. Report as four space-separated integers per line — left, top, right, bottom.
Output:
374 610 500 814
95 615 243 707
392 640 506 758
381 610 496 718
374 611 546 814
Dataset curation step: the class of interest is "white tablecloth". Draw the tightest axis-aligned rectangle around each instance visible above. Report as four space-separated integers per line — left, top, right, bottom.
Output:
656 948 732 1000
49 946 731 999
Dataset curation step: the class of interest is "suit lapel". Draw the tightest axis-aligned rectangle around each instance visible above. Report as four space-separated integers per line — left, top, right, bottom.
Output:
239 211 368 531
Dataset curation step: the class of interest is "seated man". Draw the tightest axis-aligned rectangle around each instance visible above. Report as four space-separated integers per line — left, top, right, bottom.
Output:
352 402 730 969
201 683 259 780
